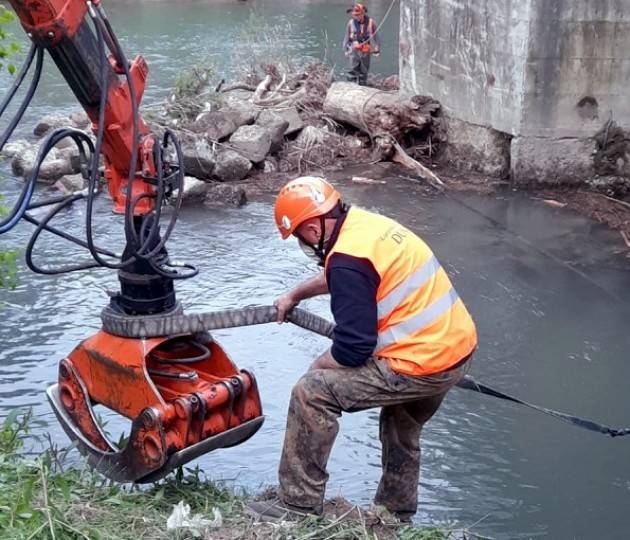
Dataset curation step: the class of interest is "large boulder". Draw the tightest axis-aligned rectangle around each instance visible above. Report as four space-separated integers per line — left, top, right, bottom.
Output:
213 149 252 181
181 138 216 179
205 183 247 207
69 111 91 129
54 174 86 195
11 146 75 183
222 103 260 127
34 113 73 137
256 114 289 153
194 111 238 141
1 139 31 159
258 107 303 136
229 125 271 163
171 176 208 202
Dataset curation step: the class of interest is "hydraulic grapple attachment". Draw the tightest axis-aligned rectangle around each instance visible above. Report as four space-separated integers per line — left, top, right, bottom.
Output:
46 331 263 483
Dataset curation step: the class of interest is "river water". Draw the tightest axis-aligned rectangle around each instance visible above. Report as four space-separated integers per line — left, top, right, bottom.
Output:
1 2 630 539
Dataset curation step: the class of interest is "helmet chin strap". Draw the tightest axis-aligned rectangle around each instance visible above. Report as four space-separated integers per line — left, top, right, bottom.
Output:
295 217 328 265
313 216 327 262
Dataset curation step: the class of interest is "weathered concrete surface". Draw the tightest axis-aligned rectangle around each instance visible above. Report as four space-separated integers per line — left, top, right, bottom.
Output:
441 117 511 177
400 0 630 184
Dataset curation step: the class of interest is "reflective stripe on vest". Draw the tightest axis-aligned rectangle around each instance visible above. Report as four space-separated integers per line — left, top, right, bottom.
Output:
377 255 439 320
376 288 459 351
325 206 477 375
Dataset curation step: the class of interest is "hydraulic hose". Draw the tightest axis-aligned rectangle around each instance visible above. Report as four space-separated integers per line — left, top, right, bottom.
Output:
0 43 37 124
0 46 45 234
100 304 630 438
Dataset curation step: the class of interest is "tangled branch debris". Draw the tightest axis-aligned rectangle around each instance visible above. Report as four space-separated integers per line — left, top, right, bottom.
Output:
149 58 447 191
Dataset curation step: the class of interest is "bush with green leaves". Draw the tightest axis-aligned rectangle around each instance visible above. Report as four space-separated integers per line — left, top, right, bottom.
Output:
0 6 20 290
0 6 19 74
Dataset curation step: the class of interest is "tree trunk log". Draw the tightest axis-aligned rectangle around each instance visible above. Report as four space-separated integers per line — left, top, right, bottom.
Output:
323 81 439 140
323 81 445 188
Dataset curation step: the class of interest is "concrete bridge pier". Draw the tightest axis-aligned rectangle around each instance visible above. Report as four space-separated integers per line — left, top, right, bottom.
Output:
399 0 630 187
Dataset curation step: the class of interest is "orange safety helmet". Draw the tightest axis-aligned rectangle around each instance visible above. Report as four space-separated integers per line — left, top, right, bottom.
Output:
349 3 367 16
274 177 341 239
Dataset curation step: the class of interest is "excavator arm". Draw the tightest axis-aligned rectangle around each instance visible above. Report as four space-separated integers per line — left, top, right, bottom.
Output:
2 0 264 482
9 0 155 214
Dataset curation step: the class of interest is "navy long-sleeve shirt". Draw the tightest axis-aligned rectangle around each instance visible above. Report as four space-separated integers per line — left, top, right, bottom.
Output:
326 253 381 367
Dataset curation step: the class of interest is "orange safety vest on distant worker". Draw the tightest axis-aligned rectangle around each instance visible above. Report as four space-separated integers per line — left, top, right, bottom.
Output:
348 17 377 53
325 207 477 376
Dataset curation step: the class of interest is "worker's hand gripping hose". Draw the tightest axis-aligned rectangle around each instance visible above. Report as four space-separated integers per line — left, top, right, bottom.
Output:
100 304 630 438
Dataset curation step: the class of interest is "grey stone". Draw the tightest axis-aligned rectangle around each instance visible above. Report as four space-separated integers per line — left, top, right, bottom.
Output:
171 176 208 202
258 107 303 136
213 149 252 181
69 111 91 129
54 174 86 194
34 113 73 137
194 111 238 141
39 159 76 182
205 183 248 207
53 137 76 150
511 136 596 186
262 156 279 173
181 138 216 179
257 116 289 153
12 146 71 182
442 117 511 177
221 103 260 127
1 139 31 159
57 146 83 175
229 125 271 163
585 175 630 197
222 90 254 105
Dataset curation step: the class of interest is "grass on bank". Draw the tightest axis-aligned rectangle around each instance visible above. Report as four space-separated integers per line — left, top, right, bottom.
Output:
0 410 489 539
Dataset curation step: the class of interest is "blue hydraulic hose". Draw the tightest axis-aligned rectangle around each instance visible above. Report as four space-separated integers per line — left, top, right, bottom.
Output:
0 46 44 235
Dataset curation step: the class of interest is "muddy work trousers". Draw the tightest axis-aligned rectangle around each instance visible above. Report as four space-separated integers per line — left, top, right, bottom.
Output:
278 356 469 517
347 50 371 85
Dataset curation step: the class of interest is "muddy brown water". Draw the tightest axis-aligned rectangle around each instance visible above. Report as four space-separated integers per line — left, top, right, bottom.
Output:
1 3 630 539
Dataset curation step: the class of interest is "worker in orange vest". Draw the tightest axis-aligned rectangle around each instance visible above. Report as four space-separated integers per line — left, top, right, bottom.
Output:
248 177 477 521
343 3 380 85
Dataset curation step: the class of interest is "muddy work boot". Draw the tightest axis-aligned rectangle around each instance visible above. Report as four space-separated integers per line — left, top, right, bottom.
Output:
245 499 321 521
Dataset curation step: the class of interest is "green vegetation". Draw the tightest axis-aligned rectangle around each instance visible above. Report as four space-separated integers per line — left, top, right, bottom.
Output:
0 5 20 288
0 410 490 539
0 6 20 75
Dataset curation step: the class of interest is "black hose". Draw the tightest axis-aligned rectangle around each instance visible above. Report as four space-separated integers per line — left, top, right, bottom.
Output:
23 212 118 259
25 193 103 274
0 43 37 123
135 129 186 260
84 9 137 270
0 46 45 234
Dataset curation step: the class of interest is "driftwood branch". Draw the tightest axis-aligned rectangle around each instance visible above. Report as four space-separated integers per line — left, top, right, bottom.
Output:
323 81 444 188
220 82 257 93
252 74 272 102
391 141 444 190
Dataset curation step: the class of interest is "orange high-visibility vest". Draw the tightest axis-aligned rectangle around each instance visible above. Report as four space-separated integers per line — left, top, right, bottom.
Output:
348 18 376 53
325 207 477 376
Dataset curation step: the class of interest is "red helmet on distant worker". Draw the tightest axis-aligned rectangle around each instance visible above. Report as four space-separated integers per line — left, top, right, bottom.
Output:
274 177 341 239
348 3 367 16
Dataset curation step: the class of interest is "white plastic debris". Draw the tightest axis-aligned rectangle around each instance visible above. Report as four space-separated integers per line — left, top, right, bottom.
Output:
166 500 222 537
